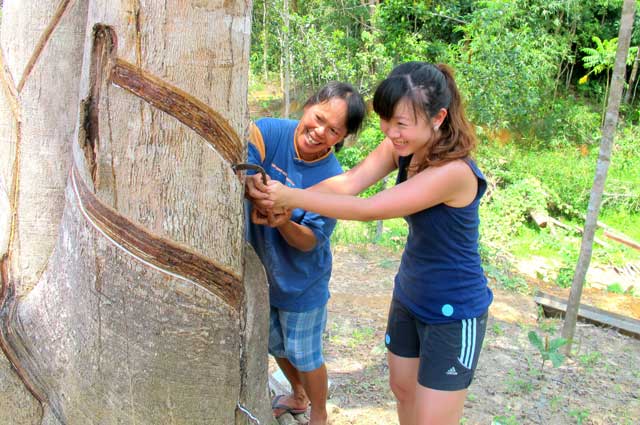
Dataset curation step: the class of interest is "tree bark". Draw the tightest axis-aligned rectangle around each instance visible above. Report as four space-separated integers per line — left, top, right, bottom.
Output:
561 0 636 354
623 45 639 104
1 1 272 424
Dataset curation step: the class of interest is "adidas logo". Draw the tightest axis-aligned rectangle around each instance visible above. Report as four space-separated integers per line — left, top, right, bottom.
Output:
446 366 458 376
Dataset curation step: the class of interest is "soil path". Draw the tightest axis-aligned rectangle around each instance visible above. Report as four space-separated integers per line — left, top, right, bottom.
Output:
320 245 640 425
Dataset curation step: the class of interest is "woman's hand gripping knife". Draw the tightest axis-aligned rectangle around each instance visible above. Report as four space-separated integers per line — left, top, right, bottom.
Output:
264 180 297 212
246 173 291 227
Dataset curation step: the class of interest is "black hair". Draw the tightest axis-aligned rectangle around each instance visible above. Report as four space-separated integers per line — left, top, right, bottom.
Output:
304 82 366 152
372 62 476 169
373 62 450 121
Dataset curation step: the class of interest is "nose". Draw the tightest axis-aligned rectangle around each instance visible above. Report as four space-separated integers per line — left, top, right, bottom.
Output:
386 125 400 139
315 125 326 137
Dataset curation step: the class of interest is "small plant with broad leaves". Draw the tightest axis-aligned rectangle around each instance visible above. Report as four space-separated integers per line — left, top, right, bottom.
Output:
528 331 567 371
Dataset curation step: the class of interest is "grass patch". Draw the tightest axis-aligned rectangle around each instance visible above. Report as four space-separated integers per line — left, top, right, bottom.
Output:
332 218 407 251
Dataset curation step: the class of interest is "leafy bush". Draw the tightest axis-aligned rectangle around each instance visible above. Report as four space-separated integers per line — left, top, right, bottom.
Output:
481 177 549 247
555 266 574 288
449 0 565 131
531 98 601 148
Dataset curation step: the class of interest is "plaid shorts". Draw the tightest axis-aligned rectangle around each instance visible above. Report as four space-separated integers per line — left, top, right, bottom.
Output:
268 304 327 372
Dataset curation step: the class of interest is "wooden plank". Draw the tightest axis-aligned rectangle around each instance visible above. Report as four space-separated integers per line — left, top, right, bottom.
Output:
529 210 548 228
534 291 640 339
604 230 640 251
546 217 611 248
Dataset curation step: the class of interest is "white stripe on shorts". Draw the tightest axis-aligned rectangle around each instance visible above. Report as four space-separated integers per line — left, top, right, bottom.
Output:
458 318 477 369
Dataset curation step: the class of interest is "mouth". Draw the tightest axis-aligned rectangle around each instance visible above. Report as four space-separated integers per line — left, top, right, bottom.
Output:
391 139 408 147
305 131 322 147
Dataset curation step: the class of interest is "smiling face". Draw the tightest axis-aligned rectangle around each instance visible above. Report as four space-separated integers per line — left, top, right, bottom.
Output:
379 99 431 157
379 98 446 158
295 98 348 161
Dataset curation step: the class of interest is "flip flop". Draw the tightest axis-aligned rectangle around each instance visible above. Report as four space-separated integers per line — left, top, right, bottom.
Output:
271 394 308 418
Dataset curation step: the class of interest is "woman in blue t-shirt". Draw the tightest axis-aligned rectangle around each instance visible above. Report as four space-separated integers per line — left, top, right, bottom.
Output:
244 82 366 425
257 62 493 425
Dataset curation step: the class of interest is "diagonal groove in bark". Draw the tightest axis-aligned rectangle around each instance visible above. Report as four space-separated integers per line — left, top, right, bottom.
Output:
0 47 21 121
84 25 117 184
79 26 243 312
71 166 244 311
0 257 47 418
16 0 73 93
132 0 143 67
1 27 47 423
110 59 243 165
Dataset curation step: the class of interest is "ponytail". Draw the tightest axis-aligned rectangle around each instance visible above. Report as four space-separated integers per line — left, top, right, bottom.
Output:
373 62 477 172
430 64 477 169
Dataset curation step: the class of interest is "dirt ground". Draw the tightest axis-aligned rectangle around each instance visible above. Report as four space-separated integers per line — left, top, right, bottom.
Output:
314 245 640 425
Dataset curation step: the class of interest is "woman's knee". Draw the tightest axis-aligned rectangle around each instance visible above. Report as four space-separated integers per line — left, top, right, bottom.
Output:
389 374 415 402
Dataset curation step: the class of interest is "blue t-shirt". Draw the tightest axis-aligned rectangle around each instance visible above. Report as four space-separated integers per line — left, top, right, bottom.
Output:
246 118 342 312
393 155 493 323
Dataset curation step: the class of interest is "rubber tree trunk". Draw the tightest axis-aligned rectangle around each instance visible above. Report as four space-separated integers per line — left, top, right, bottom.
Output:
0 1 272 424
561 0 636 354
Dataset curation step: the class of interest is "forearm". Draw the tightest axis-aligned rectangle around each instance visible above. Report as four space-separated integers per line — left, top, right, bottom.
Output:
288 189 382 221
309 170 365 196
310 140 397 196
276 220 317 252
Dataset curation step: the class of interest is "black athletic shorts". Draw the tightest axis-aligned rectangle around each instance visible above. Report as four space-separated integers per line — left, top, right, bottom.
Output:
385 298 488 391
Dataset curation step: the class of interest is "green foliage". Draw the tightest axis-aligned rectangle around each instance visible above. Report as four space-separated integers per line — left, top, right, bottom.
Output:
580 36 619 82
483 263 529 293
607 282 624 294
527 331 568 370
477 140 595 217
555 266 574 288
249 0 640 287
479 245 530 293
337 119 384 170
505 370 534 395
579 36 638 119
492 323 504 336
531 98 601 148
337 118 394 200
569 408 590 425
492 415 520 425
604 126 640 214
449 0 566 130
578 351 602 370
580 37 638 82
481 176 549 247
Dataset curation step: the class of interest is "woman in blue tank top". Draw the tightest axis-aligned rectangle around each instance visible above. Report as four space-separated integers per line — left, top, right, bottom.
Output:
255 62 493 425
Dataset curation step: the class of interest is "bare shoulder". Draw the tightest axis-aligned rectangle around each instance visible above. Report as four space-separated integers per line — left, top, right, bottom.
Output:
423 158 475 182
436 159 478 207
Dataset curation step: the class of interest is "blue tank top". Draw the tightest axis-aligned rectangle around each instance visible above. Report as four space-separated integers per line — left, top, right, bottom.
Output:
393 155 493 323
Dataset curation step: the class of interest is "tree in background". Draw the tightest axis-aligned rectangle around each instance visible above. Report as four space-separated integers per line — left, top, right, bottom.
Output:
561 0 637 354
0 1 271 423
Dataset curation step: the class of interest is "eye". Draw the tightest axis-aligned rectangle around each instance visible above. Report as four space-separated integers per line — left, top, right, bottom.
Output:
330 128 339 135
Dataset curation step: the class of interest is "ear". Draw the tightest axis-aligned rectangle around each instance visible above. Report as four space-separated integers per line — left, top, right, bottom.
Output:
432 108 448 130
